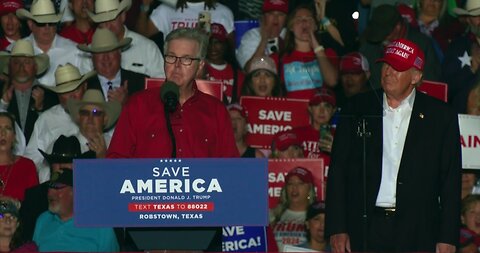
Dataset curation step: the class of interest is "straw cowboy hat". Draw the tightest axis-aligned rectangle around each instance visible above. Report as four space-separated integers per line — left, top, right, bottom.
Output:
0 39 49 75
44 63 96 94
67 89 121 130
87 0 131 23
453 0 480 16
77 28 132 53
16 0 63 23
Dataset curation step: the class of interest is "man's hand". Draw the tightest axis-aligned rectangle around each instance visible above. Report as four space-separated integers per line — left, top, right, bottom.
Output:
107 81 128 105
436 243 455 253
32 86 45 111
2 85 14 105
330 233 351 253
87 132 107 158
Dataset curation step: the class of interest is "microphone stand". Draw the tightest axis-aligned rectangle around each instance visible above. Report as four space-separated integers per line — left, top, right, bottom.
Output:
164 106 176 158
357 117 371 253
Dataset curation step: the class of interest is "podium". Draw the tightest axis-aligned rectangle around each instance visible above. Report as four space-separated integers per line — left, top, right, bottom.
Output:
73 158 268 251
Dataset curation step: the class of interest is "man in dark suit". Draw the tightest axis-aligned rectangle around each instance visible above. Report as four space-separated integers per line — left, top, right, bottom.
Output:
77 28 148 105
325 38 461 253
19 135 94 242
0 39 57 143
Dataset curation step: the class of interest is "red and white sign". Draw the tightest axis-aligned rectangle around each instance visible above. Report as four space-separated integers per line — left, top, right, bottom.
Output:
240 96 310 149
144 78 224 101
417 80 448 102
459 114 480 169
268 158 325 208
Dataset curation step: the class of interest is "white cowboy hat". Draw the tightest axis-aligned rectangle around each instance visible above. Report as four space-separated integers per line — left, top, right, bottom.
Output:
44 63 96 94
67 89 121 130
453 0 480 16
77 28 132 53
0 39 49 75
16 0 63 23
87 0 131 23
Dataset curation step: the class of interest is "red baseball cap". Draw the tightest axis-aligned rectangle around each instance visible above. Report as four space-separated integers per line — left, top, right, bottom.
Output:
226 103 247 118
340 52 369 74
309 87 336 107
0 0 22 17
210 23 227 42
262 0 288 14
273 130 301 151
285 167 314 184
376 38 425 72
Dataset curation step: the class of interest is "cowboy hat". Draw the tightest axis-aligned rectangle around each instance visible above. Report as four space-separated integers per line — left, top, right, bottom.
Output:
0 39 49 75
39 135 94 164
87 0 131 23
67 89 121 130
16 0 63 23
44 63 96 94
453 0 480 16
77 28 132 53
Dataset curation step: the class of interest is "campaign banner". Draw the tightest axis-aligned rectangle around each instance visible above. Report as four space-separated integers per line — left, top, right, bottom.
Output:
240 96 310 149
459 114 480 169
268 159 325 208
417 80 448 102
222 226 267 252
144 78 224 101
74 158 268 227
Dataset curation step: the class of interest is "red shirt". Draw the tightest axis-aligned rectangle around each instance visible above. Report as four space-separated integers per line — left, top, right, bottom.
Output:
291 125 333 168
107 84 239 158
0 37 11 51
1 156 39 201
59 24 95 45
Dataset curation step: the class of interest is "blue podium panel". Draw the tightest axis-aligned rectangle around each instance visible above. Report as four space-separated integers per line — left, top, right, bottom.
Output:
74 158 268 227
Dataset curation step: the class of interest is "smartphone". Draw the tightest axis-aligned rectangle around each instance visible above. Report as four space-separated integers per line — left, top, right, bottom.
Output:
198 11 211 34
266 37 279 55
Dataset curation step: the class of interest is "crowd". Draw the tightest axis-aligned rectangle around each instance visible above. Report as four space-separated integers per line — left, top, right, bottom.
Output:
0 0 475 252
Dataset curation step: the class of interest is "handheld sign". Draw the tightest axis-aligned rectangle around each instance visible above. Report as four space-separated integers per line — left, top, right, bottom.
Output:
74 158 268 227
145 78 224 101
459 114 480 169
417 80 448 102
268 158 325 208
240 96 310 149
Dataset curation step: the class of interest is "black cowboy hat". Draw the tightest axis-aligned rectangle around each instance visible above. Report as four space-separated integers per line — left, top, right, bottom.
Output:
38 135 94 164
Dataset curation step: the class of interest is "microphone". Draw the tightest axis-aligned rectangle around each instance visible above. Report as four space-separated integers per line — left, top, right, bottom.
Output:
161 81 179 113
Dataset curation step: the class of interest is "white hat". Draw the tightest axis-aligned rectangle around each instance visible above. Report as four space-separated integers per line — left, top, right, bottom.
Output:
453 0 480 16
78 28 132 53
16 0 63 23
45 63 95 94
0 39 49 75
87 0 131 23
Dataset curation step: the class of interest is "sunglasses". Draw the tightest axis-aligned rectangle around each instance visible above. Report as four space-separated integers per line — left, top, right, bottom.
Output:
48 182 69 190
79 108 105 118
34 21 57 27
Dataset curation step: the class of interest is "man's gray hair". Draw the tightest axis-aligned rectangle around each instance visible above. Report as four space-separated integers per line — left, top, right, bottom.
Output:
164 28 209 59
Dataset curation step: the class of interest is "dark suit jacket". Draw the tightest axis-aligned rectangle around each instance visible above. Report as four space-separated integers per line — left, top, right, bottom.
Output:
87 68 148 97
0 82 58 143
325 89 461 252
19 182 49 242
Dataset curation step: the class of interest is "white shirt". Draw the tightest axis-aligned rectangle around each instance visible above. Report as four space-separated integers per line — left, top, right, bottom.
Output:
98 71 121 101
376 90 415 207
24 104 79 183
13 34 91 87
150 2 234 40
81 27 165 78
236 27 286 69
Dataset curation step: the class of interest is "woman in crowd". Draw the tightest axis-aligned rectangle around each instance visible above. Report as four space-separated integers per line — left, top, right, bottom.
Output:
240 56 284 98
460 195 480 253
296 201 330 252
0 112 38 201
227 103 265 158
270 130 304 159
280 4 338 100
0 195 37 252
270 167 316 251
0 0 25 51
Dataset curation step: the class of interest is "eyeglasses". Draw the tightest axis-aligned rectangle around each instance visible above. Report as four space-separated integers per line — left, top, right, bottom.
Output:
34 21 57 28
0 213 17 222
48 182 69 190
79 108 105 118
164 55 201 66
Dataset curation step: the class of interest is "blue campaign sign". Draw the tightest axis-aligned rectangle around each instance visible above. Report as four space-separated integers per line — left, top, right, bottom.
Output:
74 158 268 227
222 226 267 252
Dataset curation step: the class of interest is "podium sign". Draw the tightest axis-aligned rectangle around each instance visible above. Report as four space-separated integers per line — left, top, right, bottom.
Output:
74 158 268 227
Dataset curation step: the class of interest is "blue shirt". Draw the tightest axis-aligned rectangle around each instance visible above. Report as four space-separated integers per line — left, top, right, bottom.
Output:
33 211 119 252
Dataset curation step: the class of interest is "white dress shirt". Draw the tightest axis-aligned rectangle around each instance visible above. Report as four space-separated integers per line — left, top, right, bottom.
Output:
376 90 415 207
24 104 79 183
98 71 121 101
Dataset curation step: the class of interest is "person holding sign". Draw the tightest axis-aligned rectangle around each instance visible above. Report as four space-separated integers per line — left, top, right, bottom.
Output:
326 39 461 253
271 130 304 159
270 167 316 251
